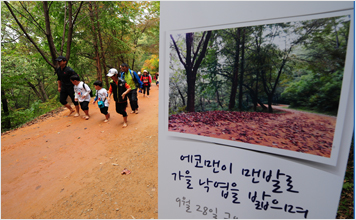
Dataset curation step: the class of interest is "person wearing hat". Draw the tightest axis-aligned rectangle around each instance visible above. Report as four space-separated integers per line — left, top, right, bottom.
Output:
119 63 143 114
107 68 131 128
55 55 80 116
140 70 152 98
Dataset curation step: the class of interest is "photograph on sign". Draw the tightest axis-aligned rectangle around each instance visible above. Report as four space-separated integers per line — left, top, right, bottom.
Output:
166 13 352 165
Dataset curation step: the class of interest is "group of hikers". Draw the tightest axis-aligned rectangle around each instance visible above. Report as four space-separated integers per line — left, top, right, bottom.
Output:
55 55 159 128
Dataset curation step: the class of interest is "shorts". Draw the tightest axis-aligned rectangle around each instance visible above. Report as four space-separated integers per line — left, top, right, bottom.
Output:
99 106 109 115
60 86 79 106
79 101 89 111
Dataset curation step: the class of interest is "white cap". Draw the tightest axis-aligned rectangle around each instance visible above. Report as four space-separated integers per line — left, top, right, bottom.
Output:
138 71 141 75
107 68 118 77
143 70 148 73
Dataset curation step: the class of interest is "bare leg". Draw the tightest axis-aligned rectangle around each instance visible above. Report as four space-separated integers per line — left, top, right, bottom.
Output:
75 105 80 113
64 104 75 116
122 116 128 128
83 110 89 120
74 105 80 117
104 113 110 123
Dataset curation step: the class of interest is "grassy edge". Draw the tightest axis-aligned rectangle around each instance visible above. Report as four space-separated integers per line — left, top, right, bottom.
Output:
336 138 354 219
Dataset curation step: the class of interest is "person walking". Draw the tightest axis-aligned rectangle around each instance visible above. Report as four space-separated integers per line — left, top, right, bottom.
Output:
70 75 91 120
140 70 152 97
107 68 131 128
92 80 110 123
55 55 80 116
119 63 143 114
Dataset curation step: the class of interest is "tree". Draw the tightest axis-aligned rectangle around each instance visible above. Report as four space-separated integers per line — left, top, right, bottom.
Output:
94 2 109 88
88 1 102 82
142 55 159 73
4 1 84 69
170 31 212 112
1 1 160 131
228 28 240 110
281 16 350 114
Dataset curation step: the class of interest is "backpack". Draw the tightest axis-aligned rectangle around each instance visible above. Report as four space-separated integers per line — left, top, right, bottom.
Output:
83 83 93 97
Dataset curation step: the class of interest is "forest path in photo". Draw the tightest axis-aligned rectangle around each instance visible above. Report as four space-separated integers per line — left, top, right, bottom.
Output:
169 105 336 158
1 86 159 219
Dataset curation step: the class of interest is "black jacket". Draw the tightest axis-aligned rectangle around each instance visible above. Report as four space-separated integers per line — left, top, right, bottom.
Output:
56 66 77 87
110 78 129 103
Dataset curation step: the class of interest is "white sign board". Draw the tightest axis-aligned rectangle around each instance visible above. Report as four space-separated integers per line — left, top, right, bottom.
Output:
159 2 354 219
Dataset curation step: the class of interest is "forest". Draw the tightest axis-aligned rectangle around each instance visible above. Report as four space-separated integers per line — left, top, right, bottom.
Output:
1 1 160 132
169 15 350 116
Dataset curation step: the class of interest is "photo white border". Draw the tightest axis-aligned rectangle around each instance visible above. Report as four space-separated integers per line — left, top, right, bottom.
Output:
164 9 354 166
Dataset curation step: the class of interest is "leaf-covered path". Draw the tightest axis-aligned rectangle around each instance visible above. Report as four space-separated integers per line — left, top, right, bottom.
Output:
169 105 336 158
1 86 159 219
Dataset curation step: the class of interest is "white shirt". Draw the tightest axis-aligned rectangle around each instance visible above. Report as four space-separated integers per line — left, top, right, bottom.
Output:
95 88 109 107
74 81 91 102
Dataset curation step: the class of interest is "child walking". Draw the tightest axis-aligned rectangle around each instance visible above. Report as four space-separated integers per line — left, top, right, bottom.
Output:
92 80 110 122
107 68 131 128
70 75 91 120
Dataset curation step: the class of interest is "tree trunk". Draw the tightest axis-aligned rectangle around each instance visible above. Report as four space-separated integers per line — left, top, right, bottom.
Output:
4 1 54 68
268 95 273 113
216 86 223 109
200 96 204 112
1 89 11 129
65 2 74 61
94 2 109 88
333 19 340 48
254 73 259 111
25 79 46 102
88 2 102 81
171 31 211 112
38 81 49 101
178 90 186 107
244 83 267 111
239 28 246 111
254 31 263 111
175 83 185 107
229 28 240 110
5 1 83 68
132 55 136 71
42 1 58 64
186 69 196 112
262 59 287 113
60 2 67 55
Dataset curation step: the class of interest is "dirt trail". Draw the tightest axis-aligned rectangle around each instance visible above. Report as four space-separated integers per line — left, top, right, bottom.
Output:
1 85 159 219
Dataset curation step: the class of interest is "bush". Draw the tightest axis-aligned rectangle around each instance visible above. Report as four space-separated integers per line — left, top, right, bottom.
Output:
281 70 342 115
1 95 62 132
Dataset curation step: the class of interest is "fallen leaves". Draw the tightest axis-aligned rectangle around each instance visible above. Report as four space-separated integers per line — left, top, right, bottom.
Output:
169 110 335 158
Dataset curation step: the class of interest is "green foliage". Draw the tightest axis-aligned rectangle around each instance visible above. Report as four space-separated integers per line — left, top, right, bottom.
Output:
141 55 159 74
281 16 350 116
1 95 62 132
168 15 350 115
169 105 186 116
281 70 343 115
342 182 353 190
2 1 159 132
337 138 354 219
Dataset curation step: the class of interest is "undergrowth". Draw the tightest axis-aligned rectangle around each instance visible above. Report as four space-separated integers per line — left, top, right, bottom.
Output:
336 138 354 219
1 95 63 133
